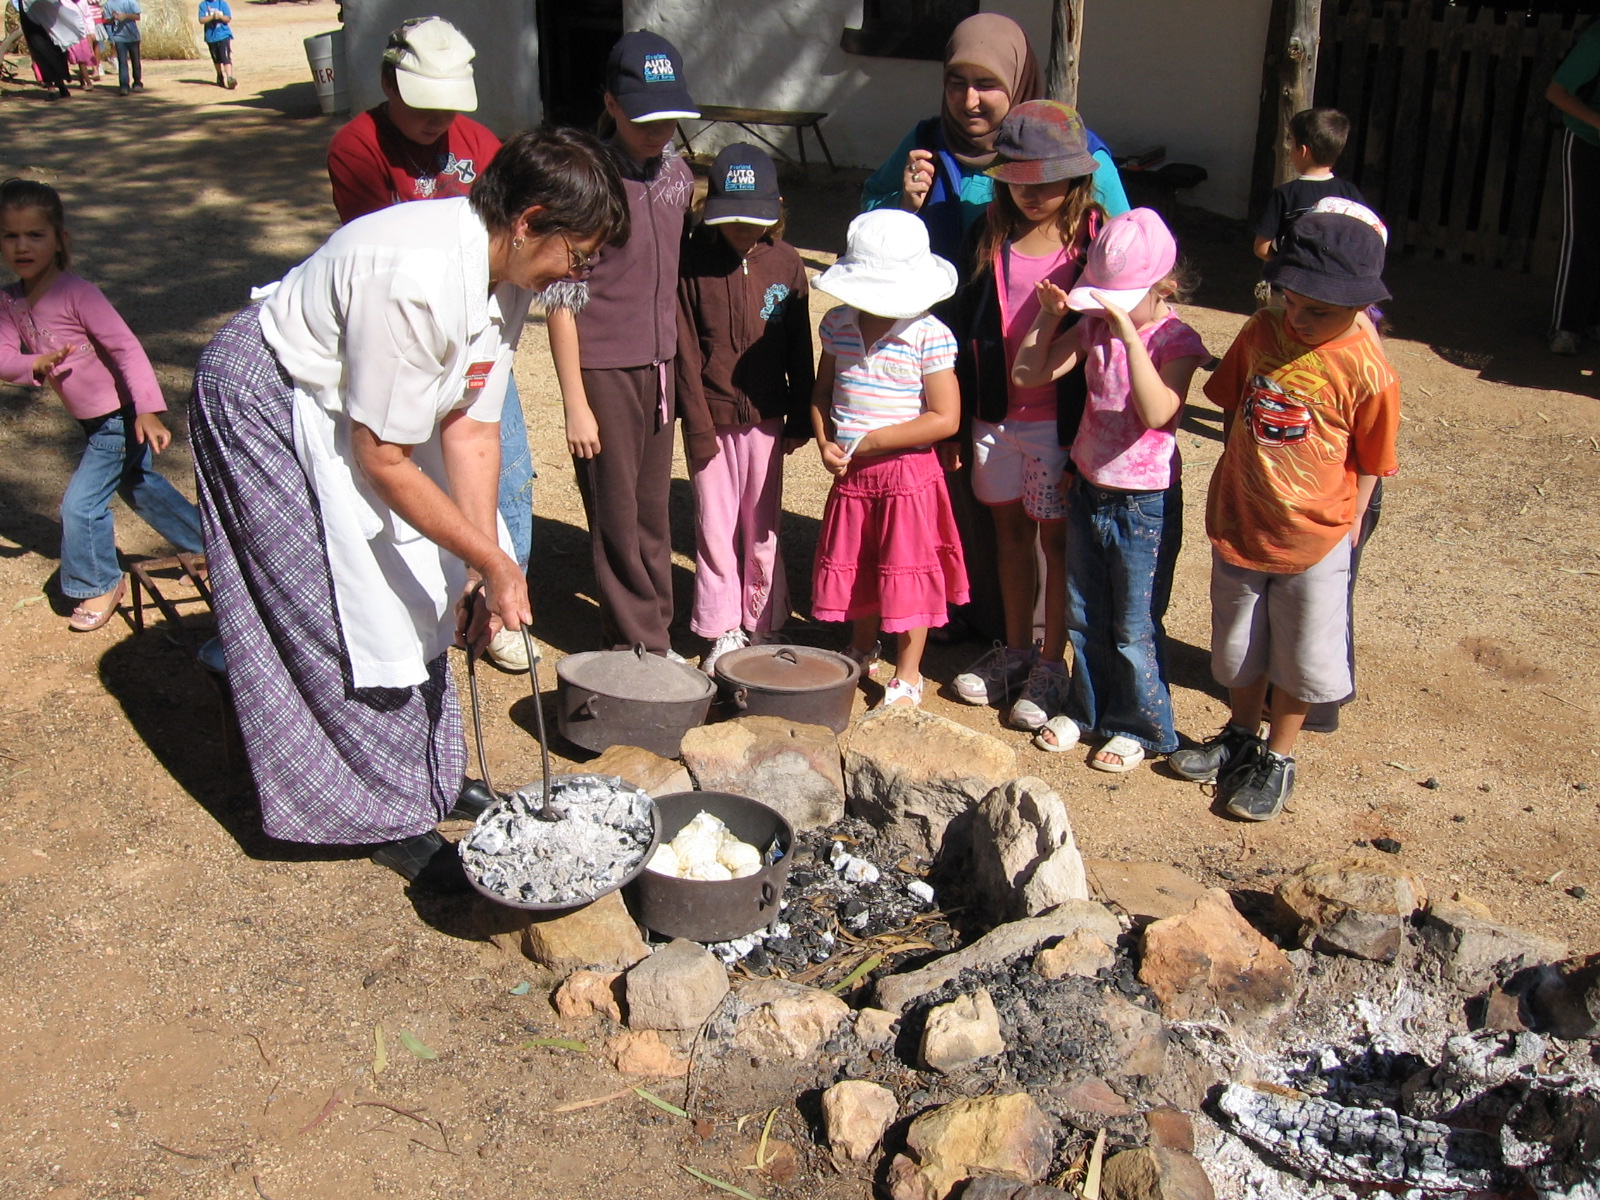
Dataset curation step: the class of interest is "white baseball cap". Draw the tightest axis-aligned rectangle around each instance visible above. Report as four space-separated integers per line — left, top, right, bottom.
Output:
383 17 478 112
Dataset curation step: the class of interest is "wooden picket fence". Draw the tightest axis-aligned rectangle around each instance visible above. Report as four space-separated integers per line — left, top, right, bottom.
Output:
1315 1 1586 270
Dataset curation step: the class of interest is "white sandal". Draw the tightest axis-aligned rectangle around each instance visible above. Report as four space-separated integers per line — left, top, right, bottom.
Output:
1089 734 1146 773
877 676 923 709
1033 715 1082 753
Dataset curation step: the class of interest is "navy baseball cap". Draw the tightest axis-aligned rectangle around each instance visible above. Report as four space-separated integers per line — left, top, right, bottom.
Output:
703 144 781 226
606 32 698 123
1265 207 1390 307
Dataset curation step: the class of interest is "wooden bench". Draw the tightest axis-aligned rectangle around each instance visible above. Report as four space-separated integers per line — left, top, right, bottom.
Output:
677 105 836 172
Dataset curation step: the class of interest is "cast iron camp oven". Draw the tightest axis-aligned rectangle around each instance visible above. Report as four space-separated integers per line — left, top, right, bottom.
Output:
713 644 860 734
556 644 715 758
629 791 794 943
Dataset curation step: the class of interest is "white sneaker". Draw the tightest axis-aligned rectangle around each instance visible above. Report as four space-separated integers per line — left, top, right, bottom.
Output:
1009 659 1069 730
486 627 532 673
700 628 748 675
954 642 1034 706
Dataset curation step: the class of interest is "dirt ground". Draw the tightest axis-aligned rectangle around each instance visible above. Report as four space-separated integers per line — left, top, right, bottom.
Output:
1 6 1597 1198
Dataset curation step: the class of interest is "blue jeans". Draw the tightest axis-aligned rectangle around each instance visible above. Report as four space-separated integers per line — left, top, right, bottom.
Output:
113 41 142 90
1064 476 1182 753
61 412 204 599
497 374 534 570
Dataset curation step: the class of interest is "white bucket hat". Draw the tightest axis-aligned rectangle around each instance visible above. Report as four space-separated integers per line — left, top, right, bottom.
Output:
815 210 958 320
383 17 478 112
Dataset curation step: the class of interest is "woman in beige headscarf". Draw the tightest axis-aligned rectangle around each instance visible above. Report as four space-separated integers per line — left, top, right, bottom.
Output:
860 13 1125 263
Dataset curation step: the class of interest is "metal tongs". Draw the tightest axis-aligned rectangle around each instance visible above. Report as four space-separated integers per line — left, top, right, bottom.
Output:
463 584 557 821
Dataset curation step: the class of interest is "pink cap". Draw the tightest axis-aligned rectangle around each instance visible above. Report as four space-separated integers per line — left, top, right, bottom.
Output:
1065 208 1178 314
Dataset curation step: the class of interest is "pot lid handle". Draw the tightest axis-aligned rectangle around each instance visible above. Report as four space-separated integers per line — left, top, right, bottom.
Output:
776 647 800 665
632 642 648 661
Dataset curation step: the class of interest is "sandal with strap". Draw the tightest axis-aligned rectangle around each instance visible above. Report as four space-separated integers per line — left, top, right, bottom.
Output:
1033 715 1083 753
1090 734 1146 773
876 676 923 709
67 576 127 633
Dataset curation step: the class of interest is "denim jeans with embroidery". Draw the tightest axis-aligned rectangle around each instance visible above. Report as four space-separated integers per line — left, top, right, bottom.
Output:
497 374 535 570
1064 475 1182 753
61 411 204 599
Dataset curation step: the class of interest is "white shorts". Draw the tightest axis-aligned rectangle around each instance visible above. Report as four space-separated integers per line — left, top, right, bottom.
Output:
971 418 1070 521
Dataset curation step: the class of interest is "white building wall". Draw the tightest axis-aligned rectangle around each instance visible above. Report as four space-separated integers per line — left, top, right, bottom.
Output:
342 0 543 135
1075 0 1271 218
339 1 1268 218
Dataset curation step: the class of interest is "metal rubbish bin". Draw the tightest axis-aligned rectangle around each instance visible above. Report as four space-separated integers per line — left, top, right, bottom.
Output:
304 28 348 115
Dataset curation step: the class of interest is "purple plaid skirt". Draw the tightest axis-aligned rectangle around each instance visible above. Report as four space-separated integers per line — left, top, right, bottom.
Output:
189 307 462 845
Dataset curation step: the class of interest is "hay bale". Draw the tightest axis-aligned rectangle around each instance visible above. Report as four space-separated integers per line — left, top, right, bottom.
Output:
139 0 200 60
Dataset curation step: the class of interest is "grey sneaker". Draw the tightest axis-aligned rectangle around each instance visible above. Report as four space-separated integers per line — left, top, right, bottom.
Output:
1008 660 1069 730
954 642 1034 706
1168 723 1262 782
1221 747 1296 822
700 628 748 676
1550 330 1579 356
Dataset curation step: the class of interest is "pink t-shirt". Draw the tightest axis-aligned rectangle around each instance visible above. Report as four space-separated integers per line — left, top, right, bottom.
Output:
1071 310 1207 491
0 274 165 420
996 243 1081 422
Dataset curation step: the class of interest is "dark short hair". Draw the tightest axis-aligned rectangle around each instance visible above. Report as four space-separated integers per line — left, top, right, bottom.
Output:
470 127 630 248
0 178 70 269
1290 108 1351 168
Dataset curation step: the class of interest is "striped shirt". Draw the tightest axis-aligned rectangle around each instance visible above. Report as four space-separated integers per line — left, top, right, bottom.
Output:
820 306 957 448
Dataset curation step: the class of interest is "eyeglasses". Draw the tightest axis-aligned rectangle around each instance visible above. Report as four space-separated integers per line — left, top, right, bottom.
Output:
562 239 595 280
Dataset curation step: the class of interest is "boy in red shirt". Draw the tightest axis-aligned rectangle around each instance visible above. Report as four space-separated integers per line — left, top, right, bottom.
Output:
1171 204 1398 821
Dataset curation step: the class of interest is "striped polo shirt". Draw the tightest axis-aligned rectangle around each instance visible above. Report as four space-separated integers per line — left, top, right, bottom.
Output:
820 306 957 448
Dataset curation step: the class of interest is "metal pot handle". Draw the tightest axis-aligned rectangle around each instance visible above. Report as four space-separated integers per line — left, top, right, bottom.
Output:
580 694 602 720
632 642 648 661
775 647 800 665
759 881 777 909
731 686 749 711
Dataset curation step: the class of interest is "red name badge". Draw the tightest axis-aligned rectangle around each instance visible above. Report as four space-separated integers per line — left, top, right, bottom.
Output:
464 361 496 390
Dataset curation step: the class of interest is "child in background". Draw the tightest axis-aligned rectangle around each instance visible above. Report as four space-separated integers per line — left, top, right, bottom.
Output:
1253 108 1366 264
676 144 814 674
950 100 1105 729
198 0 235 90
0 178 203 631
1172 206 1398 821
101 0 141 95
1011 209 1207 770
810 210 969 708
548 31 698 657
65 0 98 90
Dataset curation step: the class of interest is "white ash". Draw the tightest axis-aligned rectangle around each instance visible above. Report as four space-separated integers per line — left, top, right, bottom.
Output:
460 775 654 907
831 841 882 885
707 922 791 966
907 880 935 905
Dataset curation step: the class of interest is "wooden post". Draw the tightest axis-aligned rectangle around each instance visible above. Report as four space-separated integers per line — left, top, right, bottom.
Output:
1045 0 1086 106
1248 0 1324 226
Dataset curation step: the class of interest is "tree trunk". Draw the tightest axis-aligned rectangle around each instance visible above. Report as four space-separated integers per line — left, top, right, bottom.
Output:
1248 0 1323 227
1044 0 1086 107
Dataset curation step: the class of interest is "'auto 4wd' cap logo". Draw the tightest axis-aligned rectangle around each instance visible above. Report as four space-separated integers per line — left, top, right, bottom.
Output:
724 164 758 192
642 53 676 83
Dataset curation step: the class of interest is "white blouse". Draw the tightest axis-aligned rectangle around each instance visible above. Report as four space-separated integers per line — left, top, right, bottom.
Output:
256 197 534 689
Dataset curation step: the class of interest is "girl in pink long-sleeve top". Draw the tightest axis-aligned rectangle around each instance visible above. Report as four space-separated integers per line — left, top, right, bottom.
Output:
0 178 202 632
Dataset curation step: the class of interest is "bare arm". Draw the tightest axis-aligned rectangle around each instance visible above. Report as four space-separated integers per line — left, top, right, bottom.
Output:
853 369 960 455
1011 280 1084 387
546 307 600 458
350 416 529 645
1350 473 1378 548
1548 80 1600 132
811 352 850 476
1253 236 1275 262
1097 295 1201 430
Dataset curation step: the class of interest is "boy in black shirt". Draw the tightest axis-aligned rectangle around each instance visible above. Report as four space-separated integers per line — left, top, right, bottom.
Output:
1254 108 1367 262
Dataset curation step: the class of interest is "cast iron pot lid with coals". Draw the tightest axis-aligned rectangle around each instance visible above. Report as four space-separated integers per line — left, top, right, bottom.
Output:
558 645 715 702
714 644 859 692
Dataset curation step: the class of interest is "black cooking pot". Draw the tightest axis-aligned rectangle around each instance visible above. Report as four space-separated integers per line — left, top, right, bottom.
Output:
713 645 860 734
628 791 794 943
556 644 714 758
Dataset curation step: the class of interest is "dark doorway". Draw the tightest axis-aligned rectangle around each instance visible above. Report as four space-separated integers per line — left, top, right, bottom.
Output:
537 0 624 130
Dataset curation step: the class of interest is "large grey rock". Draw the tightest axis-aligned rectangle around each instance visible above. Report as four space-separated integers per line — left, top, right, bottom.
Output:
970 777 1088 922
1277 857 1428 962
731 979 849 1061
920 988 1005 1074
886 1093 1055 1200
1100 1147 1216 1200
1421 901 1570 992
586 743 693 798
623 938 729 1031
822 1079 898 1161
875 901 1120 1013
680 716 844 831
842 706 1016 857
1139 889 1296 1024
